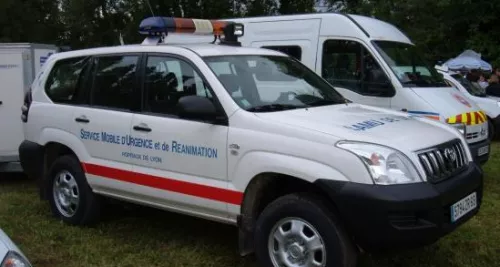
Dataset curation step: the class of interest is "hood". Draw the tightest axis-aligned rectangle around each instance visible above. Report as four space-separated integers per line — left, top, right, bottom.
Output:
410 87 482 119
255 104 456 151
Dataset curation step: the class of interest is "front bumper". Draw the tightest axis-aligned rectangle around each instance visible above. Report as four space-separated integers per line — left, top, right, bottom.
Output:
468 138 490 166
315 162 483 251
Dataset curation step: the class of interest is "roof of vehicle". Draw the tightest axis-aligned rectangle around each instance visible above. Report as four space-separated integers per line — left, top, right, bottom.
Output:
46 42 287 61
223 12 412 44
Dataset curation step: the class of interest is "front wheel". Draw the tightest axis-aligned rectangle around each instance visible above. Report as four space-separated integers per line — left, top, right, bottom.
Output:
254 193 358 267
488 119 496 140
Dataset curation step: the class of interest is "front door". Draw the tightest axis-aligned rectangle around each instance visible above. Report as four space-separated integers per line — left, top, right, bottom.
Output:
128 54 230 219
317 37 394 108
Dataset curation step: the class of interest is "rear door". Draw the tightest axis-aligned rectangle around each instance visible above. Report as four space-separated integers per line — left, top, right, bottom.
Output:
69 54 141 193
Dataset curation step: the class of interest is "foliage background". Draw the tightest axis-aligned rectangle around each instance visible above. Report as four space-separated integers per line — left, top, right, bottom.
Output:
1 0 498 67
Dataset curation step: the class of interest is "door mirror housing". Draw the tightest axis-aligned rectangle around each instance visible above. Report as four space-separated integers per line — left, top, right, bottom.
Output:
176 95 227 125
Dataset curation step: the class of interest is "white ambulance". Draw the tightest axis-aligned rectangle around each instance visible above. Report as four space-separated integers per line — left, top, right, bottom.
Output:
436 65 500 139
201 13 490 165
19 17 484 267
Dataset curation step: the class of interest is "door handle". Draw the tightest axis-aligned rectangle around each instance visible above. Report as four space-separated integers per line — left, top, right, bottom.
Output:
75 115 90 123
133 124 152 132
0 101 3 105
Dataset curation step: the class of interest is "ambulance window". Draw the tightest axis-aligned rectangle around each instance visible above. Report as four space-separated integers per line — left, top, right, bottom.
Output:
262 46 302 60
322 40 393 97
143 56 213 116
45 56 90 104
90 55 139 110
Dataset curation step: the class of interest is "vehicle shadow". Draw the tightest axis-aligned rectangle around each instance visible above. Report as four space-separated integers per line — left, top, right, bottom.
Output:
95 199 259 266
0 172 32 190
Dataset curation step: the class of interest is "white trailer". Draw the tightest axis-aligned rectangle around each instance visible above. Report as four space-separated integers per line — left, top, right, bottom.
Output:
0 43 58 172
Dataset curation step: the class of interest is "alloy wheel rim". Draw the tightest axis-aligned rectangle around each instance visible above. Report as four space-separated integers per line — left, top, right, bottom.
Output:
268 217 326 267
52 170 80 217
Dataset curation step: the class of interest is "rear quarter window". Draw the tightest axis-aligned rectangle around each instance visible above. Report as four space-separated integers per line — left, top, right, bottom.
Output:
44 56 90 104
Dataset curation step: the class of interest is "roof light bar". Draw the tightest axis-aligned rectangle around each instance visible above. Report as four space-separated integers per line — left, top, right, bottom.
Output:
138 17 244 38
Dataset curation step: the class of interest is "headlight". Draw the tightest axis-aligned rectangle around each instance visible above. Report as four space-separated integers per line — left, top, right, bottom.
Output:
449 123 466 136
1 251 31 267
336 141 422 185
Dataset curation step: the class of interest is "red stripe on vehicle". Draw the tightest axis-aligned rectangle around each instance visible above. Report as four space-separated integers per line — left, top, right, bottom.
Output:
82 163 244 205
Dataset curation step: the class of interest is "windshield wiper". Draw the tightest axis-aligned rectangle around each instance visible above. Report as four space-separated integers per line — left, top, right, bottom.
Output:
246 104 302 112
306 99 342 107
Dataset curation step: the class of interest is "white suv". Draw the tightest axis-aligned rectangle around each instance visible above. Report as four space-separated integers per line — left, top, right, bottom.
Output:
18 17 484 267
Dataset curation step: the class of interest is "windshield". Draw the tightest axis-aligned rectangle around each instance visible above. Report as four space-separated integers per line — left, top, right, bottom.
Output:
373 41 448 88
203 55 346 112
450 73 487 97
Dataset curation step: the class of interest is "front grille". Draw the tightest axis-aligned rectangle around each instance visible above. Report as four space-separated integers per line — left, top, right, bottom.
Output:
417 139 468 183
466 132 478 140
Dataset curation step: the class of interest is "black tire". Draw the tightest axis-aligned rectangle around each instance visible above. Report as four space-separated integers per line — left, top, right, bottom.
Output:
488 119 496 140
254 192 358 267
46 155 101 226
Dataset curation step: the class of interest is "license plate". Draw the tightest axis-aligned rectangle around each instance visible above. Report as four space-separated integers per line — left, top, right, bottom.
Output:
450 192 477 223
478 145 489 156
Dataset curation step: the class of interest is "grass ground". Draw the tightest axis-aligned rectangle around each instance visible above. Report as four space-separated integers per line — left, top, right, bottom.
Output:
1 144 499 267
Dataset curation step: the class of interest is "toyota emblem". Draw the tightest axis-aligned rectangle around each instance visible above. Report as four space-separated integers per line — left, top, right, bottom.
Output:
444 148 457 162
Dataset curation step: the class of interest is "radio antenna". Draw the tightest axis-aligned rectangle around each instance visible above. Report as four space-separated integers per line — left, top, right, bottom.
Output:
145 0 156 17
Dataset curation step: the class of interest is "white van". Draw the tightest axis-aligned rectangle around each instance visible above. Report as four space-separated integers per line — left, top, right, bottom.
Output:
436 65 500 139
0 43 57 172
197 13 490 165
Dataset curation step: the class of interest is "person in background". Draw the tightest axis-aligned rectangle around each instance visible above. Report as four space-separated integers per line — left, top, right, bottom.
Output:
466 71 482 91
479 72 489 89
485 74 500 97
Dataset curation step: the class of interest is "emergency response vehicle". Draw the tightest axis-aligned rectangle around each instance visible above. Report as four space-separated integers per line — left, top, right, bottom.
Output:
165 13 490 165
18 17 484 267
436 65 500 139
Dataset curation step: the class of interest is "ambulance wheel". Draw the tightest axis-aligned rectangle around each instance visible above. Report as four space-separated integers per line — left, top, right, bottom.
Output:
47 155 101 226
254 192 358 267
488 119 496 140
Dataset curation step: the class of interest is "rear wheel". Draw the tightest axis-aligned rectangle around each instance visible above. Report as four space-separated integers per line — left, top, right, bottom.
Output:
254 193 358 267
47 155 101 225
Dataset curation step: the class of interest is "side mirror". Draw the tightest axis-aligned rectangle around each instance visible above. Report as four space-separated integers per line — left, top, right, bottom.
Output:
176 95 226 125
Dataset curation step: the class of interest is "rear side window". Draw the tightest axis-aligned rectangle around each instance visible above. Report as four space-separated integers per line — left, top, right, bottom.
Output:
45 56 90 104
90 55 139 110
